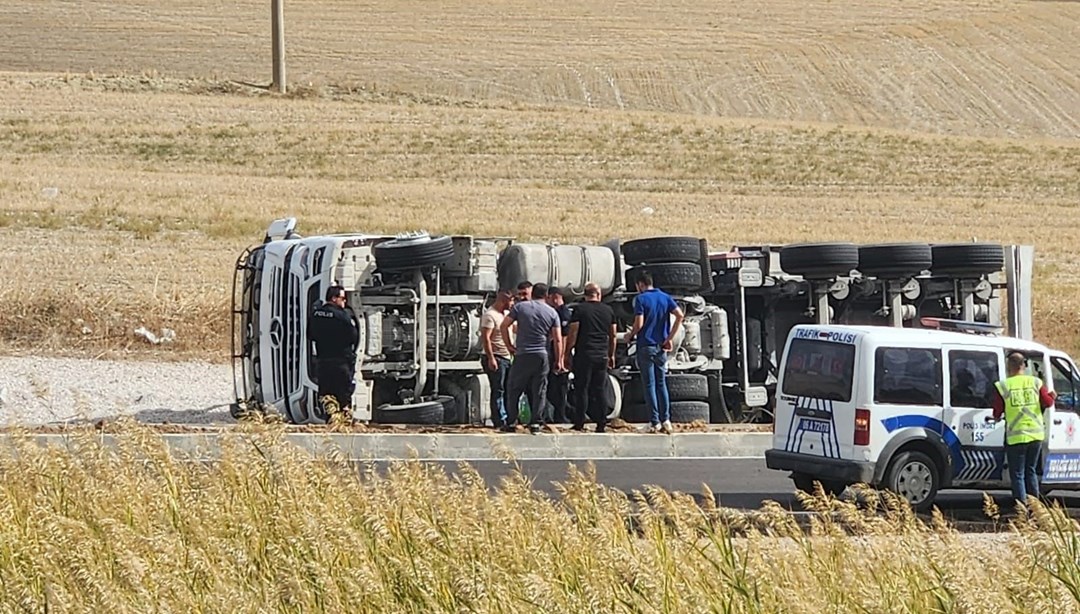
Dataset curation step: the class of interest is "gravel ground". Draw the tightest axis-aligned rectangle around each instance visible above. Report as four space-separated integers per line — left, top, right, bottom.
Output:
0 356 234 426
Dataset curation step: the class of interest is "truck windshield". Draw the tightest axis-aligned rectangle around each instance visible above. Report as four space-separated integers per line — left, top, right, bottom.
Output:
781 338 857 402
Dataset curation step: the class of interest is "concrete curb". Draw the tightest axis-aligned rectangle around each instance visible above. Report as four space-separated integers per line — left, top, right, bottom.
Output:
0 432 773 461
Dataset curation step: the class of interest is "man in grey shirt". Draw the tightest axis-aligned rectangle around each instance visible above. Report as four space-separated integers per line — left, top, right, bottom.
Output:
500 283 564 433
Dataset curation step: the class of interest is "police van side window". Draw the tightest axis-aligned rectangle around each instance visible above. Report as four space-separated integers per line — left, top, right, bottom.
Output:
874 347 943 406
948 350 999 408
781 339 857 402
1051 357 1077 413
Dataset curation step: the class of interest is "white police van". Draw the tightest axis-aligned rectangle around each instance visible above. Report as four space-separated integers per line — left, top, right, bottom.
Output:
765 319 1080 511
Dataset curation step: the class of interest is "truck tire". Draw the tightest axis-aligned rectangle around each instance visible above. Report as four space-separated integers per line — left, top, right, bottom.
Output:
622 237 704 266
625 263 703 292
930 243 1005 276
670 401 710 423
374 234 455 272
373 395 452 425
624 373 707 403
620 402 650 423
883 450 940 513
708 377 734 424
666 373 709 401
779 243 859 279
857 243 933 278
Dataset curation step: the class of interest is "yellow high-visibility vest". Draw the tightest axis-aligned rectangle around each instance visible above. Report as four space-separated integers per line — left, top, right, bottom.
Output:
995 374 1046 445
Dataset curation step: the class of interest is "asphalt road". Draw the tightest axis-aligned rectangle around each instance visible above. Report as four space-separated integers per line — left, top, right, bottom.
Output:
418 458 1080 519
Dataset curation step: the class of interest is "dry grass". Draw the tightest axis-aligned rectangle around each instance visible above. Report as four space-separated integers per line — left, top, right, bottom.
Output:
0 0 1078 360
1 424 1080 612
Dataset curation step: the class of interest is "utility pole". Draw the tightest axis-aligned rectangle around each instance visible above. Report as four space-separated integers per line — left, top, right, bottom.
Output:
271 0 286 93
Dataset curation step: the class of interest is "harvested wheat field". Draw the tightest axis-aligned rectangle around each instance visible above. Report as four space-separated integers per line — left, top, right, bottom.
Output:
0 0 1078 361
1 426 1080 612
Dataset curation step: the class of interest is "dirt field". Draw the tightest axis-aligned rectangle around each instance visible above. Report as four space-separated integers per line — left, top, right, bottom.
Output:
0 0 1078 361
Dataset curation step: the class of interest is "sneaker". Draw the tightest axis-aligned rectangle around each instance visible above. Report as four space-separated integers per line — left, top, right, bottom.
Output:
500 425 517 433
662 420 673 434
529 424 542 435
648 423 661 433
571 424 586 432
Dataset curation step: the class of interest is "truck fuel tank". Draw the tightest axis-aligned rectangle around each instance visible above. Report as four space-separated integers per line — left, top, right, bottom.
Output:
498 243 619 295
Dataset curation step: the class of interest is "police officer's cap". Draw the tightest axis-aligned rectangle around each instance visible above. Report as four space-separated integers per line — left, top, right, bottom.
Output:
326 285 347 301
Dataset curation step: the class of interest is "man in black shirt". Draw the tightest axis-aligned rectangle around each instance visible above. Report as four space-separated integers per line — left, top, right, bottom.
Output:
307 285 359 421
564 282 616 432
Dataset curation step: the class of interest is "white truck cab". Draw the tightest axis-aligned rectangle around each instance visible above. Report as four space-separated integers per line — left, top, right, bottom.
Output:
766 319 1080 511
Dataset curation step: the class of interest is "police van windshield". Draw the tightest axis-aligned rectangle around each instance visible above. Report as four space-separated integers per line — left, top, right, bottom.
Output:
781 339 857 402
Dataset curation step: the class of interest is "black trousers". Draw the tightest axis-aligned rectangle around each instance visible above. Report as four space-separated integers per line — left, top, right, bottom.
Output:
546 371 570 424
504 353 549 427
316 358 355 411
573 357 609 430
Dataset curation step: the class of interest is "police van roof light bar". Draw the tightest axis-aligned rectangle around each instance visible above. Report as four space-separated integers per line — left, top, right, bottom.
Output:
920 317 1003 336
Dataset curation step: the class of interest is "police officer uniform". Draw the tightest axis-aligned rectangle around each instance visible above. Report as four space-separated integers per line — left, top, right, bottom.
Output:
307 285 359 415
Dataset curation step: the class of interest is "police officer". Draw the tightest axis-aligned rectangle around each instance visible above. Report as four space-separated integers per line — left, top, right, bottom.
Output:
992 352 1056 505
307 285 359 421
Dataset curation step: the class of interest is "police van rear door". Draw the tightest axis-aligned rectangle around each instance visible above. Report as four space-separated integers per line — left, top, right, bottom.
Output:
1042 352 1080 488
774 328 861 461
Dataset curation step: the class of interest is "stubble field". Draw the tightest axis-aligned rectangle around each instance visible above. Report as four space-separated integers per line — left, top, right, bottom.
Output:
0 0 1078 361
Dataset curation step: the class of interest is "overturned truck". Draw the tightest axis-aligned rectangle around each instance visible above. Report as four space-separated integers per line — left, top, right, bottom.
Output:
231 218 1034 426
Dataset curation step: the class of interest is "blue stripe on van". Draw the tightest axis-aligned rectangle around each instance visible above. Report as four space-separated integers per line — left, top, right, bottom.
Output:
881 415 964 477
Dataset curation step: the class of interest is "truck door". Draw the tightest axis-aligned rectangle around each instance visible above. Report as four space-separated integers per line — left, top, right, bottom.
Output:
1041 353 1080 488
942 345 1006 484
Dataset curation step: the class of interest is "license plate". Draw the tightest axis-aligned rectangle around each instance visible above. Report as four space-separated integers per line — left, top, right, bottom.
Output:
798 419 831 434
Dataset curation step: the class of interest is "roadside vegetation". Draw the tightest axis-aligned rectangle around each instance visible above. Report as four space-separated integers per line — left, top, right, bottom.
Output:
1 425 1079 612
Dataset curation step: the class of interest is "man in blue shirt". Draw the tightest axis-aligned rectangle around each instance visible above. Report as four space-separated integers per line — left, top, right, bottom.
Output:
625 272 685 433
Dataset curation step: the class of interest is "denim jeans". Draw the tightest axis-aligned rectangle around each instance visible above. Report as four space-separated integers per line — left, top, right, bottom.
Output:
636 345 670 425
1005 440 1042 504
483 355 511 427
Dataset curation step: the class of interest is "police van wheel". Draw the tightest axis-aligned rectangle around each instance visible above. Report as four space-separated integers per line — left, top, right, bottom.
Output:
884 451 940 512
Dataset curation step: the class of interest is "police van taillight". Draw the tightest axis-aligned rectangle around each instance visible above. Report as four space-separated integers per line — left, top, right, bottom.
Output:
854 409 871 446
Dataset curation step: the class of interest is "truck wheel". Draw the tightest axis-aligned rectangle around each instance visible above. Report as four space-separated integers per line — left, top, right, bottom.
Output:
707 376 734 424
930 243 1005 276
857 243 933 278
620 402 650 423
883 450 940 512
621 237 704 266
625 263 703 292
604 374 623 421
669 401 710 423
666 373 709 401
374 234 455 272
792 473 848 497
779 243 859 279
373 395 451 424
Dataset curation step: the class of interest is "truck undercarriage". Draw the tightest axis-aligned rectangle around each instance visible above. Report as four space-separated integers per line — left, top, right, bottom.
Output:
231 218 1033 427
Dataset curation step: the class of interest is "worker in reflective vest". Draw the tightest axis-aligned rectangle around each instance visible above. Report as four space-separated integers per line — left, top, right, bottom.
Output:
992 352 1056 506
